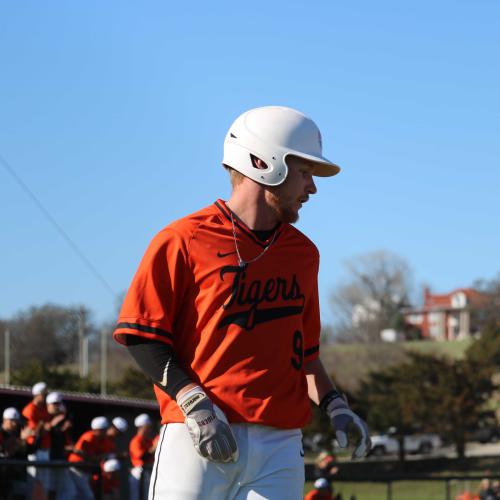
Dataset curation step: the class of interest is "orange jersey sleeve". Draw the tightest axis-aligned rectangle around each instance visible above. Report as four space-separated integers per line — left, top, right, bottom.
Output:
114 201 322 429
305 490 332 500
21 402 51 449
22 402 38 429
114 227 190 346
68 431 111 463
129 434 154 467
68 430 92 463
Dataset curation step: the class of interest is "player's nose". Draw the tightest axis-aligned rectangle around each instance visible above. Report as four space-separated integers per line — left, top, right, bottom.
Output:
306 174 317 195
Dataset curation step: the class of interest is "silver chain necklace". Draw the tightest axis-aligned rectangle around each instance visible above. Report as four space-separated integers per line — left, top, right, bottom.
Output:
229 211 277 268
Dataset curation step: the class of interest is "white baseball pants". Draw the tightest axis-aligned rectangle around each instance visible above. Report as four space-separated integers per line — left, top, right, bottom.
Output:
148 423 305 500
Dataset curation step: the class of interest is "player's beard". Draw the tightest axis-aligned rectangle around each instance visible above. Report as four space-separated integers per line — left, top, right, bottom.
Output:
267 191 300 224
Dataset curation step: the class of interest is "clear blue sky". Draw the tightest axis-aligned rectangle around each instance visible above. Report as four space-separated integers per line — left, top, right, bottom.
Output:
1 1 499 327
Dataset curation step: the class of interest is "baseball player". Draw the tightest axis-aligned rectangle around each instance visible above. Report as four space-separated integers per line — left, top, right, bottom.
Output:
106 416 129 458
1 407 34 498
114 106 371 499
22 381 52 494
304 477 336 500
68 416 115 499
129 413 158 500
92 458 121 500
46 392 76 499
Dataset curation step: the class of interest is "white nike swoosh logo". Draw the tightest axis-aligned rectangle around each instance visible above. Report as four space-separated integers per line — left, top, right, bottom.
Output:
160 360 170 387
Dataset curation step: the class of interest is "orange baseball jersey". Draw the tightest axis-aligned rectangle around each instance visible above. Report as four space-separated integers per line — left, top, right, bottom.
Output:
304 489 333 500
68 430 114 463
129 433 155 467
22 401 51 450
114 200 321 428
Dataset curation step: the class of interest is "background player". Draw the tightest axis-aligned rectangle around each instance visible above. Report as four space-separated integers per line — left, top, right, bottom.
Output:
114 106 371 499
46 392 75 498
22 381 52 495
68 416 114 499
129 413 158 500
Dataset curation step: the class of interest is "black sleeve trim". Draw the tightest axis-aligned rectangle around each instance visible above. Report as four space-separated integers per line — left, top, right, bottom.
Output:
125 337 192 399
304 345 319 357
116 322 174 341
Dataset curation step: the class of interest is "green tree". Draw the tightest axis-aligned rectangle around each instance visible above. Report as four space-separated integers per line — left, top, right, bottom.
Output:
110 366 156 400
466 322 500 368
472 273 500 330
359 352 495 459
11 361 99 392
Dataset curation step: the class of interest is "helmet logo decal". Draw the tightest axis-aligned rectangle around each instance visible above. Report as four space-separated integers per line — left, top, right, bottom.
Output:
250 154 269 170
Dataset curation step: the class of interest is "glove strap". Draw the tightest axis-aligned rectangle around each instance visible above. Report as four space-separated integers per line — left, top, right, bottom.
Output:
319 389 345 413
177 386 207 416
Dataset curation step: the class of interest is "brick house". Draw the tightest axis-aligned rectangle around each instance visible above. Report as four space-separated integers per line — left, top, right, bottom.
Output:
403 287 486 341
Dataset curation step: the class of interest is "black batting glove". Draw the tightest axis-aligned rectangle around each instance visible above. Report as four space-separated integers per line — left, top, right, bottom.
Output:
321 390 371 459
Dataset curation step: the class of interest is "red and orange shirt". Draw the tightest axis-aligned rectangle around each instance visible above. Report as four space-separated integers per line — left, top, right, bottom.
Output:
114 200 321 429
304 489 333 500
22 401 51 450
68 430 114 463
129 433 155 467
92 472 119 495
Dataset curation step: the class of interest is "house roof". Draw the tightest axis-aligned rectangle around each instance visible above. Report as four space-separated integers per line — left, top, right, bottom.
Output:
403 287 488 315
425 288 486 309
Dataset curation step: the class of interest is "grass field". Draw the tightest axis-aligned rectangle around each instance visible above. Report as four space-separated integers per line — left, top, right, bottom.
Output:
402 339 473 359
305 478 483 499
319 339 473 392
323 339 472 359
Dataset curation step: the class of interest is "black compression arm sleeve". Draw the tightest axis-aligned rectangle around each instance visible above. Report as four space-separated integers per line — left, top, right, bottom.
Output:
124 336 193 399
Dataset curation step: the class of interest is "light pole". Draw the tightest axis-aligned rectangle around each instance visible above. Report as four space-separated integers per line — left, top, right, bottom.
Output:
100 327 107 396
4 328 10 385
77 308 89 377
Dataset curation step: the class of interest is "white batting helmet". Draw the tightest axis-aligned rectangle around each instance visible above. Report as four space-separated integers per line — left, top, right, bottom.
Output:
91 416 109 430
3 407 20 420
112 417 128 432
222 106 340 186
134 413 152 428
102 458 121 472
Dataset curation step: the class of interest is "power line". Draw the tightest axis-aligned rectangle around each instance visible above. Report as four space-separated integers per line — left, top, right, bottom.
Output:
0 153 116 297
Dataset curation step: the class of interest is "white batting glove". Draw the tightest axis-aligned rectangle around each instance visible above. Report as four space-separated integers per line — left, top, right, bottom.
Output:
321 390 371 459
177 386 239 463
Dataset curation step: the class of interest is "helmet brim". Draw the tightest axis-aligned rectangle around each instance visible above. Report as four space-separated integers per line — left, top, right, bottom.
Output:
286 153 341 177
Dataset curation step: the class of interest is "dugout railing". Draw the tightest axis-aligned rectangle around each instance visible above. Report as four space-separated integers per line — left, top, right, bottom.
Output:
2 461 499 499
0 459 102 499
0 459 152 500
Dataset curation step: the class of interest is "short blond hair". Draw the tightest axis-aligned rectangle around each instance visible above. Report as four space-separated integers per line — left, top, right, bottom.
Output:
224 165 245 188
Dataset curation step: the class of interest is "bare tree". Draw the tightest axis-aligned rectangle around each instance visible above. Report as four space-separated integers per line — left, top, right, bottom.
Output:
5 304 96 371
330 250 413 342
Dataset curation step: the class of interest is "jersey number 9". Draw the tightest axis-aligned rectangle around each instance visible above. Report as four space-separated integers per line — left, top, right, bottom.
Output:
291 330 303 370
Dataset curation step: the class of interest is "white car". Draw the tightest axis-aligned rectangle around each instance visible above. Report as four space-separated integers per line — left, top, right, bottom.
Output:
369 433 442 457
